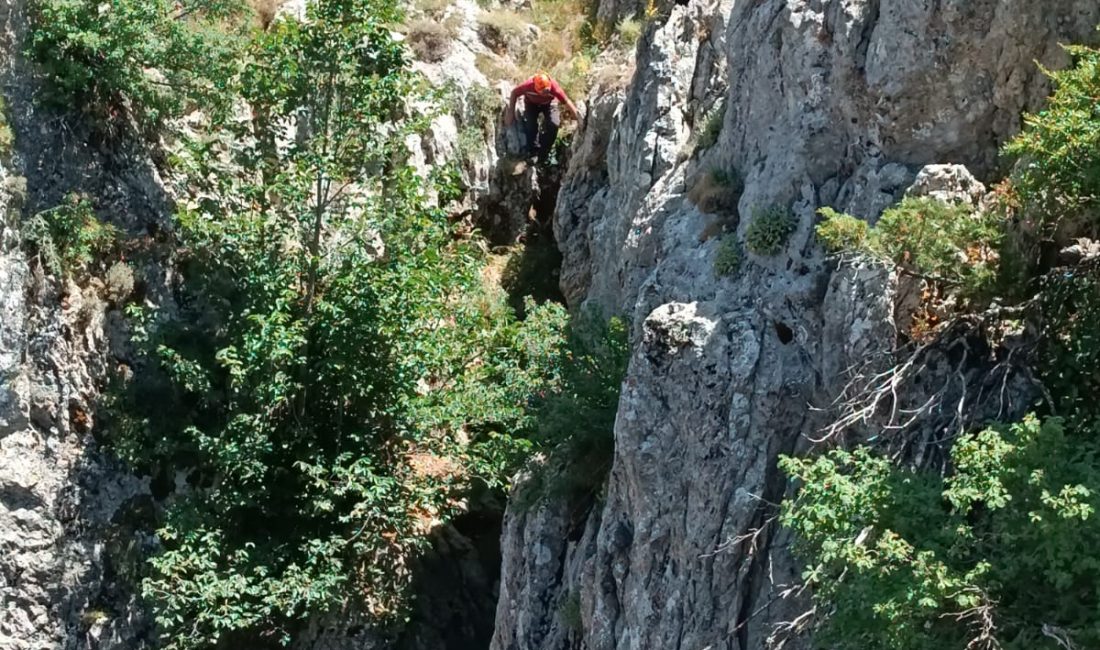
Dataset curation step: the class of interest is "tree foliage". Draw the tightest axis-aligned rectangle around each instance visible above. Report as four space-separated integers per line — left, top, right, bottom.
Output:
94 0 572 647
28 0 247 130
1003 43 1100 228
782 413 1100 650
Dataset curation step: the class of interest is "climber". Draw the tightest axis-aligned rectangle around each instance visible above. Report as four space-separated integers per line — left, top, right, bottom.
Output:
504 72 581 162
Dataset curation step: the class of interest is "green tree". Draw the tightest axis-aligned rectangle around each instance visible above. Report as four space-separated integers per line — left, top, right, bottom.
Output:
781 413 1100 650
104 0 568 647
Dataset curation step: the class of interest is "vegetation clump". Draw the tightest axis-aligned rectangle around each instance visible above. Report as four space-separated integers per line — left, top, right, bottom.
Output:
405 17 455 62
713 236 741 277
696 100 726 151
816 197 1002 301
24 193 118 278
615 17 642 48
688 167 742 215
75 0 579 646
745 204 796 256
1003 44 1100 230
0 97 12 158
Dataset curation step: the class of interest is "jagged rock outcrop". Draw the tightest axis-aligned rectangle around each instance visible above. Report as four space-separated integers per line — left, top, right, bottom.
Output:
493 1 1099 649
0 2 172 647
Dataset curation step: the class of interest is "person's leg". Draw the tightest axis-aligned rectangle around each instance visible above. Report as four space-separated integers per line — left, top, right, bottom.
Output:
521 102 540 157
538 103 561 160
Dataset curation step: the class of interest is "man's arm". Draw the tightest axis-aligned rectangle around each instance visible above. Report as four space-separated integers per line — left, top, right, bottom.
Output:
504 80 531 126
552 82 580 119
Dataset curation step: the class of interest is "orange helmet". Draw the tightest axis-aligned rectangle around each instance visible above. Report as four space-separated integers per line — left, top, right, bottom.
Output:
533 73 552 93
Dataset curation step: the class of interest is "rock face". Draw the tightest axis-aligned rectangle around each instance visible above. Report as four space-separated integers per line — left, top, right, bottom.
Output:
0 2 168 648
493 1 1099 650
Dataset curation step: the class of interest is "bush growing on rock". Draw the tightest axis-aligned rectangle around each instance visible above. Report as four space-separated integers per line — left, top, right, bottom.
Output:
745 204 796 256
695 99 725 151
616 17 642 48
688 167 742 215
405 18 455 62
713 236 741 277
23 193 119 278
1004 43 1100 230
815 198 1002 303
0 97 12 158
781 413 1100 650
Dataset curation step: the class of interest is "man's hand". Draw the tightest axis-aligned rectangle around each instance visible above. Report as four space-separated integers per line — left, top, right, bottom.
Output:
569 101 585 126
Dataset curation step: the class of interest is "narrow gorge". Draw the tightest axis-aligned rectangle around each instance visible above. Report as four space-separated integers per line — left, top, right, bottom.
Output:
2 0 1100 649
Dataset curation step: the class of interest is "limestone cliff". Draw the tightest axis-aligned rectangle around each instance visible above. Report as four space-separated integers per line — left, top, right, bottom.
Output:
491 2 1099 649
2 0 1099 648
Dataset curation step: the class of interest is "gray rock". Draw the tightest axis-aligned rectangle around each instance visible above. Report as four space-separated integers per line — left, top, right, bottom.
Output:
493 1 1099 649
906 164 987 207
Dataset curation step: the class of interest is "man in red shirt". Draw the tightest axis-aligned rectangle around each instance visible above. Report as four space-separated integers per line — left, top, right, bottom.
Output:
504 72 581 161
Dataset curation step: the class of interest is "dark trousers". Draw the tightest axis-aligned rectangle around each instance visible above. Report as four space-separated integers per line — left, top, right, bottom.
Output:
521 101 560 158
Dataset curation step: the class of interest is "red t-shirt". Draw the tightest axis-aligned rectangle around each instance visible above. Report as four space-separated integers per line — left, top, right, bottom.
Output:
511 77 568 106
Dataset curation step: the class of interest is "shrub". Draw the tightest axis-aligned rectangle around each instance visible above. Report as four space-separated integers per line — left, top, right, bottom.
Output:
745 204 796 256
405 18 453 62
23 193 118 278
616 17 642 48
713 236 741 277
815 207 869 253
781 413 1100 650
875 198 1001 291
688 167 742 215
696 100 726 150
1003 43 1100 230
815 198 1002 301
0 97 12 158
560 592 583 632
517 311 629 507
27 0 246 130
105 261 136 304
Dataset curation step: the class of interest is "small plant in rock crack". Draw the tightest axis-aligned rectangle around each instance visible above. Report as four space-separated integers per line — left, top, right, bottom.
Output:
696 99 726 150
713 236 741 277
560 592 583 632
688 167 743 215
745 204 796 256
0 97 13 158
615 16 642 48
23 193 119 278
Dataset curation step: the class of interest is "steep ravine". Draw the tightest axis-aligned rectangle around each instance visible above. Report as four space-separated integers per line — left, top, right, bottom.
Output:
2 0 1100 649
491 1 1100 650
